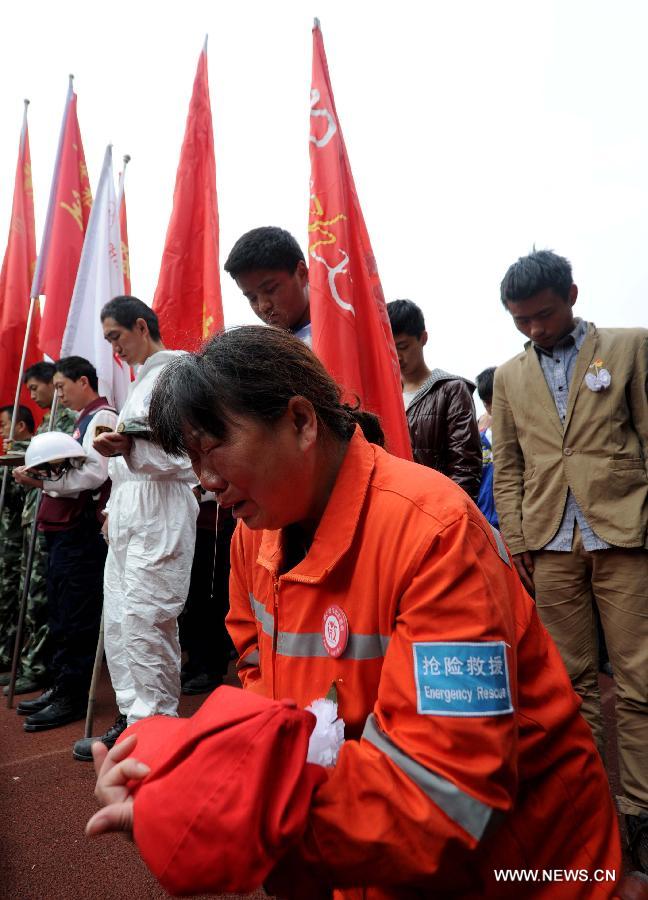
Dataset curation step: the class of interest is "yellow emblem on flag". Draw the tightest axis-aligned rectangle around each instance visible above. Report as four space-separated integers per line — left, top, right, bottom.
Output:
60 190 84 231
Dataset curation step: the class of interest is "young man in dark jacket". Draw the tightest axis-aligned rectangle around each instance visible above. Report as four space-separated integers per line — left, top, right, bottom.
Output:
387 299 482 501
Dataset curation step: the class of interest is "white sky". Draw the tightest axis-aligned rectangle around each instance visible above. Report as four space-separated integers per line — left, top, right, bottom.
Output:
1 0 647 411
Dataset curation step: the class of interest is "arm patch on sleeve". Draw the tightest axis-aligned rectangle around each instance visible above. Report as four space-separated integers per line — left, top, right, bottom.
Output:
413 641 513 716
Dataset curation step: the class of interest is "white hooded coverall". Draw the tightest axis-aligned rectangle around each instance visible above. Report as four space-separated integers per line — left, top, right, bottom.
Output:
103 350 198 723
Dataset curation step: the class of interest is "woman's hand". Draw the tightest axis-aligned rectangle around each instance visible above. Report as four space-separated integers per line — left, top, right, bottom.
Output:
85 733 150 837
93 432 133 458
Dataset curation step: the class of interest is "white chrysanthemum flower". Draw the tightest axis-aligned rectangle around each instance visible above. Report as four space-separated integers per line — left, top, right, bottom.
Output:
305 698 345 767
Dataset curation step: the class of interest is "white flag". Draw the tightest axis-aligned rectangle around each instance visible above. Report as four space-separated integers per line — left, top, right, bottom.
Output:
61 145 130 409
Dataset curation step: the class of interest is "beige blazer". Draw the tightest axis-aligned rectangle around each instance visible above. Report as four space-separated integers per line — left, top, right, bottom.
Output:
492 323 648 554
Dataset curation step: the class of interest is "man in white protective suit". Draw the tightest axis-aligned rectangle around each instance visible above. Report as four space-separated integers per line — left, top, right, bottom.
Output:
72 296 198 762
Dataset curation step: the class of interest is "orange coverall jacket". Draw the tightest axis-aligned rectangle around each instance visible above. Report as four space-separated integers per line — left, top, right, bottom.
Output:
227 429 621 899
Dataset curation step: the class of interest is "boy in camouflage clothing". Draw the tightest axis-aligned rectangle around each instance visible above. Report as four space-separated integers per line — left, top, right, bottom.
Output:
0 365 76 694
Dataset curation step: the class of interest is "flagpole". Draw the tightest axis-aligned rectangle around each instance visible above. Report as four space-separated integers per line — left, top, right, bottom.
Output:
116 153 131 208
84 610 104 738
7 77 81 704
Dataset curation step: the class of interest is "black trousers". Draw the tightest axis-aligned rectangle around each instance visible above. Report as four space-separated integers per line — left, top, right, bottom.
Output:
45 522 106 699
179 515 235 678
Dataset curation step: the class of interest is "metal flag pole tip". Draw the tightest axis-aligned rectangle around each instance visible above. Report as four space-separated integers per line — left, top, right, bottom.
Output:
123 154 131 165
24 98 30 107
313 17 321 29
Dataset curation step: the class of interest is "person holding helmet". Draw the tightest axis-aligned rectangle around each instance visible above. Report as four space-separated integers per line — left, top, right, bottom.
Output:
13 356 117 731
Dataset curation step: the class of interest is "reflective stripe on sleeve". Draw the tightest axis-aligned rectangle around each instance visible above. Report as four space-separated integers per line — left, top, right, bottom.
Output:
362 713 495 841
236 648 260 670
488 524 511 567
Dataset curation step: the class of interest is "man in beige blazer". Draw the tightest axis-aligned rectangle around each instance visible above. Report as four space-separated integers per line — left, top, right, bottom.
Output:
493 249 647 872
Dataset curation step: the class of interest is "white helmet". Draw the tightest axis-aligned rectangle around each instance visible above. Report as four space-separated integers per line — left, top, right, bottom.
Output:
25 432 87 469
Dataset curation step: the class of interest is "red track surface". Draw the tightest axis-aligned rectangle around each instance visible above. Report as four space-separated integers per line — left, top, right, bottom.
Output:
0 664 269 900
0 668 628 899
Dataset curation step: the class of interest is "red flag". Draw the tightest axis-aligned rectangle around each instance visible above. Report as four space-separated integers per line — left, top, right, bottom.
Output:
153 38 223 350
308 21 411 460
118 161 132 295
0 101 42 425
34 79 92 360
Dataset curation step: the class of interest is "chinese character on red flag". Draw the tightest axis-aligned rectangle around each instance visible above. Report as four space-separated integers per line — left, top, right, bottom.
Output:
34 78 92 361
308 20 411 460
153 38 223 350
0 101 42 426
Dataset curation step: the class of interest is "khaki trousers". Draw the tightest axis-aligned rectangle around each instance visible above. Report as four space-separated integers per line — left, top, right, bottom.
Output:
533 526 648 816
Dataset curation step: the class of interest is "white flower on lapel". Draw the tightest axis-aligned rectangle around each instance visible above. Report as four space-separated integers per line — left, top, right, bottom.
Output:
585 359 611 392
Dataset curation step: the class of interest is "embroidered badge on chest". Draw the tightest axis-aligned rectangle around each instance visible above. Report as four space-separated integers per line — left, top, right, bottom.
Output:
322 605 349 658
413 641 513 716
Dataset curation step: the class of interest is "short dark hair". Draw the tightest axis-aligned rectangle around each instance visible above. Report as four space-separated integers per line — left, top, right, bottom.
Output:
54 356 99 393
149 325 371 456
101 295 161 341
386 299 426 338
500 250 573 305
475 367 496 406
24 362 55 384
224 227 305 280
0 404 35 434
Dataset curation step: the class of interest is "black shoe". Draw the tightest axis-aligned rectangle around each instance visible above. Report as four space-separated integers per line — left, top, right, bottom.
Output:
72 714 128 762
181 672 223 695
3 676 44 696
628 814 648 874
23 696 86 732
16 686 56 716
